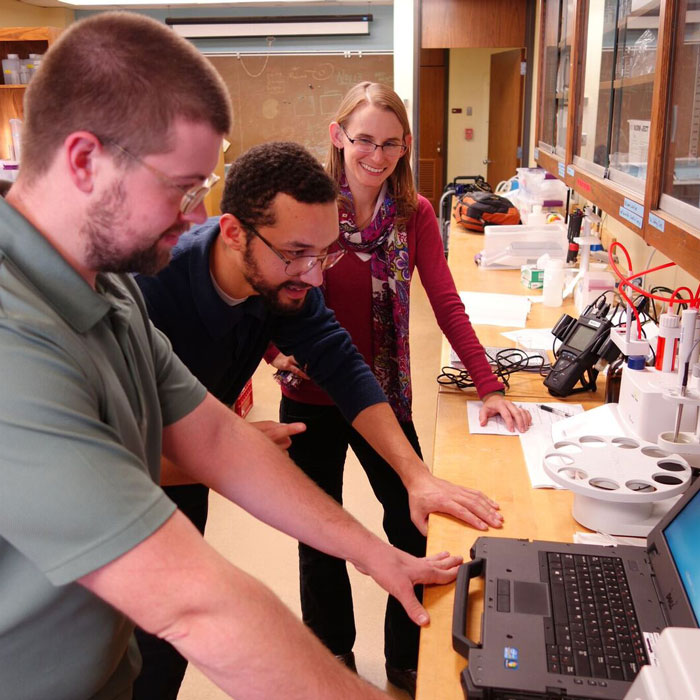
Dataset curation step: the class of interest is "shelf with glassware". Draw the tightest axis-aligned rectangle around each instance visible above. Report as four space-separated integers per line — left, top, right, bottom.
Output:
534 0 700 280
0 27 61 164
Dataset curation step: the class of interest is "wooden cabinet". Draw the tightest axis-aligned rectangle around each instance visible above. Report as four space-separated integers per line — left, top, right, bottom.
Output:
535 0 700 280
0 27 61 161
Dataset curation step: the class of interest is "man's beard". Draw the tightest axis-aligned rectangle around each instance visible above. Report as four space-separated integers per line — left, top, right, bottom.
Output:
243 244 310 315
81 181 178 276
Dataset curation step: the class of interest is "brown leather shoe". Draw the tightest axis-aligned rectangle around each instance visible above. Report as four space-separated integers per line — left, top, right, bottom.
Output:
335 651 357 673
385 664 417 698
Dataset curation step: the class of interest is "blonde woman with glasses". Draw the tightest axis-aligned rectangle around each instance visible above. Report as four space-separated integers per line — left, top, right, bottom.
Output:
276 82 531 697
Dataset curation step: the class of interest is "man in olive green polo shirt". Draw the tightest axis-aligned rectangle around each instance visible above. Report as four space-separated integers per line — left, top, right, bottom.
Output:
0 13 470 700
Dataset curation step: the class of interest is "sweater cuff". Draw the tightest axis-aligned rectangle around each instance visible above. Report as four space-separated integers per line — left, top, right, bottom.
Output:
263 343 281 365
480 388 506 401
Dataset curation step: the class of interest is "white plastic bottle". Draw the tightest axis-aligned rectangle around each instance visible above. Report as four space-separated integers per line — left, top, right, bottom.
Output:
30 57 42 79
654 312 680 373
528 204 547 227
2 53 21 85
542 258 565 307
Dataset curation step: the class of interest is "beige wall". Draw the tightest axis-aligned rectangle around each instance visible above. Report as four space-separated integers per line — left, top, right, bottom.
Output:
394 0 416 133
0 0 73 27
528 0 540 167
446 48 507 184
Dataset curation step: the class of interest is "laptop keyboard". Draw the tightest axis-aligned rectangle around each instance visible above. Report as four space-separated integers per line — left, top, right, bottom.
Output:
543 551 648 681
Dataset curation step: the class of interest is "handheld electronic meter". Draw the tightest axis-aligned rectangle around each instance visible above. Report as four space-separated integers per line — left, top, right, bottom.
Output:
544 309 619 397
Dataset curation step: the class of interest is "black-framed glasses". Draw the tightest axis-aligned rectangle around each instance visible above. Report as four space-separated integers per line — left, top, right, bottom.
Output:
341 125 407 157
244 223 345 276
104 140 220 215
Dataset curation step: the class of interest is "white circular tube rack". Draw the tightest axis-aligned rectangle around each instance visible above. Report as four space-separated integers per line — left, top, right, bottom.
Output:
543 435 692 536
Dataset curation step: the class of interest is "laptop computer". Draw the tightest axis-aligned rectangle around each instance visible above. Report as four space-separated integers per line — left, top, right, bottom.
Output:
452 475 700 699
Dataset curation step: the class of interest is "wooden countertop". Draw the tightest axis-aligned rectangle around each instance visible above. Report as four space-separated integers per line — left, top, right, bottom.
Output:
416 222 605 700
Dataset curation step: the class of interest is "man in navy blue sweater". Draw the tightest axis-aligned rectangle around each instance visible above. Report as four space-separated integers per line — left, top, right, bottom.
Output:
134 142 503 699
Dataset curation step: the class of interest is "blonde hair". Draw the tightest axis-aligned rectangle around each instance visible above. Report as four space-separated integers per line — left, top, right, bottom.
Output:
327 82 417 224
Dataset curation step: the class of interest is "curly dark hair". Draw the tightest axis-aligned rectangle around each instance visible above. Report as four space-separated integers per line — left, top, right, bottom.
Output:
221 142 338 232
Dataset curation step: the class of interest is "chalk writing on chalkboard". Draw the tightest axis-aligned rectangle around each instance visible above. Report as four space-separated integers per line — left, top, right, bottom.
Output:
208 54 393 162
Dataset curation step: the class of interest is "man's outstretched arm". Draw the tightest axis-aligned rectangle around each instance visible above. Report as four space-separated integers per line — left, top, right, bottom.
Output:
79 510 391 700
160 393 463 625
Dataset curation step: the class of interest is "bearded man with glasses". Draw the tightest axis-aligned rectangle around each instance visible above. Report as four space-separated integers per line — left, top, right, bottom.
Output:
135 140 480 698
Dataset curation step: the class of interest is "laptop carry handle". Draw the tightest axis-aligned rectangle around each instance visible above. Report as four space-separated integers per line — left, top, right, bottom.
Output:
452 559 484 659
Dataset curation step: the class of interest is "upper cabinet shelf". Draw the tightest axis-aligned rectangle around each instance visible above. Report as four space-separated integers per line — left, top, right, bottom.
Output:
1 27 61 161
535 0 700 279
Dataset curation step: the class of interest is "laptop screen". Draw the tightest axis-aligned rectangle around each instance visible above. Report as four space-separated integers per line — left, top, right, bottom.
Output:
663 485 700 624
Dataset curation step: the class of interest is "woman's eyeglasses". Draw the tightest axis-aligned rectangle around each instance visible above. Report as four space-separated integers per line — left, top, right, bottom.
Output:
341 125 407 158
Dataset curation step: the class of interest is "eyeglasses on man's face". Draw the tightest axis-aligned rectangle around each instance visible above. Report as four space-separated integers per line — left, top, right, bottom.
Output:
104 139 220 215
243 223 345 277
341 125 407 158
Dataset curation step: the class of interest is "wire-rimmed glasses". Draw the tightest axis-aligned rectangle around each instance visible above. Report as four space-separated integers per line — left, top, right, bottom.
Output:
104 139 220 215
245 223 345 277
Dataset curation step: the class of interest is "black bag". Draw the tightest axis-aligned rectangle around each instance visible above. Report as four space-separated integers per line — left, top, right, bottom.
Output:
453 191 521 233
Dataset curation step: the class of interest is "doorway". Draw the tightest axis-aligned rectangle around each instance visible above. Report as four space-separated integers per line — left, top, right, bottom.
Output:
418 49 448 214
443 48 526 192
487 48 525 187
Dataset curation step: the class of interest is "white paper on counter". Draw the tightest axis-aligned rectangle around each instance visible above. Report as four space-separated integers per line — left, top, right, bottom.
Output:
467 400 584 436
501 327 556 351
459 291 531 327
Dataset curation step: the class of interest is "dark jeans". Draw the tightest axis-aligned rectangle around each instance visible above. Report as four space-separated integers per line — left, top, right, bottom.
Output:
280 396 427 669
132 483 210 700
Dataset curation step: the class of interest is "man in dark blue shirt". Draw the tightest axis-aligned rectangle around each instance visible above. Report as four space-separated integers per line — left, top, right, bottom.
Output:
134 142 502 699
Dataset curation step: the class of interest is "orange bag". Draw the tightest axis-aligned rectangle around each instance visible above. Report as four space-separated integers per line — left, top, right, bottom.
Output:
453 191 521 233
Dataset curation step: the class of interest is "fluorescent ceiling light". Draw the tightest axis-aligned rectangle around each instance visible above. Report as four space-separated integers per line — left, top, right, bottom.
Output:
166 14 371 37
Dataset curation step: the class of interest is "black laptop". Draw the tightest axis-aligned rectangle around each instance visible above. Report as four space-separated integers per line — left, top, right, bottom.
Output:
452 475 700 699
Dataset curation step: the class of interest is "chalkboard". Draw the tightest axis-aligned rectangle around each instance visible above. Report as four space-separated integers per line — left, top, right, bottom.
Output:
208 54 393 164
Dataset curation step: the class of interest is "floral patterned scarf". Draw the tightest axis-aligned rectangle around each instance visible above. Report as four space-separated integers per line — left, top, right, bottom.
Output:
337 175 412 421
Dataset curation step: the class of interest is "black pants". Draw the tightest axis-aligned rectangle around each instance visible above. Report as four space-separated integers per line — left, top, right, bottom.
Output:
280 396 427 669
132 483 209 700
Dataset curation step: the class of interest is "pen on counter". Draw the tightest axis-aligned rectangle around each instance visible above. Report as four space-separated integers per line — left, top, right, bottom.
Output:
537 404 571 417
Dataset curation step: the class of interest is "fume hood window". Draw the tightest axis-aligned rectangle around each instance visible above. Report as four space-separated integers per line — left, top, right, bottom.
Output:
539 0 574 158
659 0 700 228
575 0 659 193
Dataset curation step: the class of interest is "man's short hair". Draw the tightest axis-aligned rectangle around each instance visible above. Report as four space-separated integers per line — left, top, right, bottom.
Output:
221 142 338 230
21 12 232 178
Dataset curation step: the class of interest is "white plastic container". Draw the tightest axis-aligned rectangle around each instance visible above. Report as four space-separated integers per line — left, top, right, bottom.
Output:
30 57 42 79
654 313 680 373
0 161 19 182
480 222 567 269
527 204 547 226
542 258 565 307
2 54 21 85
19 59 30 84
